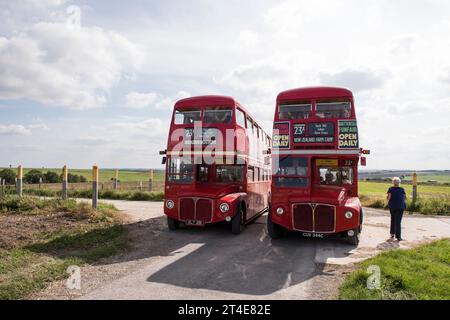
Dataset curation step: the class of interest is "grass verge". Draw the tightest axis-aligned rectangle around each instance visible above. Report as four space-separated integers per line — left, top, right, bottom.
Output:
0 196 128 300
339 239 450 300
4 188 164 202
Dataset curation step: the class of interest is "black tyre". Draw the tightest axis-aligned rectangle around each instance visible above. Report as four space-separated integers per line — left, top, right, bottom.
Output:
267 214 283 239
167 216 180 231
359 207 364 233
231 206 244 235
347 228 360 245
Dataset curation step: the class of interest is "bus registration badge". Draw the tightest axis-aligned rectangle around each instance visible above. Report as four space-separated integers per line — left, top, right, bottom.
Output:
186 220 205 226
302 232 324 239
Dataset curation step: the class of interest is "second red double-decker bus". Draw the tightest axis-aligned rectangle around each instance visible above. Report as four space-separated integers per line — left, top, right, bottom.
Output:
161 95 271 234
268 87 363 244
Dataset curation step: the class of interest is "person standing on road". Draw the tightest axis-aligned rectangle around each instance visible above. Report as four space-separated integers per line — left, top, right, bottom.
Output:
387 177 406 241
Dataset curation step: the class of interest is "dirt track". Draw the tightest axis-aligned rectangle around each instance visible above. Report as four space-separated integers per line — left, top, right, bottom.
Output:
32 200 450 300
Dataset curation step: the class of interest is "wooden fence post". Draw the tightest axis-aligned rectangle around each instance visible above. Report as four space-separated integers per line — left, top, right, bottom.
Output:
412 172 417 203
113 169 118 190
0 178 3 195
92 165 99 209
62 165 68 200
148 169 154 192
16 165 23 197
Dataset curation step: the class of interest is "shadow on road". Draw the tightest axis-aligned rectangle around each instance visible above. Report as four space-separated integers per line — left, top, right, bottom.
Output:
141 216 355 295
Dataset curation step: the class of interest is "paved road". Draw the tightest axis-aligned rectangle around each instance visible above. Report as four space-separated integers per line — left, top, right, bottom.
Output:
69 200 450 300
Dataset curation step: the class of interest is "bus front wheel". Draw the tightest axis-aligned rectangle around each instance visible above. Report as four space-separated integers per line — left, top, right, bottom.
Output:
347 228 360 246
167 217 180 231
267 215 283 239
231 207 244 235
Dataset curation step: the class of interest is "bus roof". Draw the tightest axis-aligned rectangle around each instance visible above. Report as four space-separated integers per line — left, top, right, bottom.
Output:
277 86 353 101
175 95 238 108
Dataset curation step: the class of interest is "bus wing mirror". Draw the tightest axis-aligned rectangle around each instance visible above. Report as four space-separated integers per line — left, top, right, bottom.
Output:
161 156 167 165
159 150 167 155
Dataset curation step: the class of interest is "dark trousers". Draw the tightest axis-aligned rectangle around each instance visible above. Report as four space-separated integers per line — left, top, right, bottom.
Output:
389 208 404 239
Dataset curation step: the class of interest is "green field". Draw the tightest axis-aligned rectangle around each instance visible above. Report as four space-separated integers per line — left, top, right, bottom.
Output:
359 181 450 198
359 181 450 215
2 168 165 183
339 239 450 300
403 173 450 183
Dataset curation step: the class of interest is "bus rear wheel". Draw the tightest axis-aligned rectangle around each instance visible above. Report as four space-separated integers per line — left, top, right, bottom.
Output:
231 207 244 235
167 217 180 231
267 215 283 239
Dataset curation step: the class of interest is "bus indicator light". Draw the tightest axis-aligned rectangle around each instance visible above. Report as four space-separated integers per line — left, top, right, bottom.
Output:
361 157 367 166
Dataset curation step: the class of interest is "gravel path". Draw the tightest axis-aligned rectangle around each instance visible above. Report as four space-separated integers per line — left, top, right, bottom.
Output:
31 201 450 300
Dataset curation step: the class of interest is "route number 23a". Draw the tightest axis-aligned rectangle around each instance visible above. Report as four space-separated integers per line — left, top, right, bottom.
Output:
294 125 305 135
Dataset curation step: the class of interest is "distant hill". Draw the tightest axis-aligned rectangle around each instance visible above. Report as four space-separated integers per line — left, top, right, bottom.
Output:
359 170 450 183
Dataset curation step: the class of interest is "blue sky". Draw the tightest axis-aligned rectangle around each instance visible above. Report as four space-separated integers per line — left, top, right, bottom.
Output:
1 0 449 170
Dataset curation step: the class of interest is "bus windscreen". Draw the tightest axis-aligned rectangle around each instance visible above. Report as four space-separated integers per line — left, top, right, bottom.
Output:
273 156 309 187
168 157 194 183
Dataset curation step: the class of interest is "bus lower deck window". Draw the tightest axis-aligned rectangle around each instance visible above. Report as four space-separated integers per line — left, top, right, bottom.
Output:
319 167 353 185
275 156 308 176
168 157 194 183
215 165 244 183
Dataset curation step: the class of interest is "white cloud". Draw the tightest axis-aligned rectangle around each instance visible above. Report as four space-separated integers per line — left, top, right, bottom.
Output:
114 117 168 139
125 91 158 109
0 124 31 136
154 91 191 110
0 120 48 136
318 69 387 92
124 90 190 110
0 14 143 109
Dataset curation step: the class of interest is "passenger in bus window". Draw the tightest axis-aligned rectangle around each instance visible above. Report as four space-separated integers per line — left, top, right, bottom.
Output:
342 107 351 118
325 169 334 184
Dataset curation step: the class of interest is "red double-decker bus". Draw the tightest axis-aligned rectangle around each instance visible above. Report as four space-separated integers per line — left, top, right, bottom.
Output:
268 87 362 244
162 95 271 234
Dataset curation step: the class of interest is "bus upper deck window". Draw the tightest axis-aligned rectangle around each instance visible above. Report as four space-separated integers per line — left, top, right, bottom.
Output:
279 104 312 120
174 109 201 125
236 109 246 128
204 108 233 124
316 102 351 119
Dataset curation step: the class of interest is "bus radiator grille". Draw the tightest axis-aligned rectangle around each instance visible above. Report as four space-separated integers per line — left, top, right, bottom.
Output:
314 205 335 232
179 198 195 221
179 198 213 222
293 204 313 232
196 199 213 222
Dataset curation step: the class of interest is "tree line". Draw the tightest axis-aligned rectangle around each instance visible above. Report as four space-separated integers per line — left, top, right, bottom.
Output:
0 169 87 185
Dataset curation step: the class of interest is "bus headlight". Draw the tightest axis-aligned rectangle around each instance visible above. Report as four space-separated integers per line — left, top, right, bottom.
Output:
166 200 175 209
219 203 229 213
345 211 353 219
276 207 284 215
